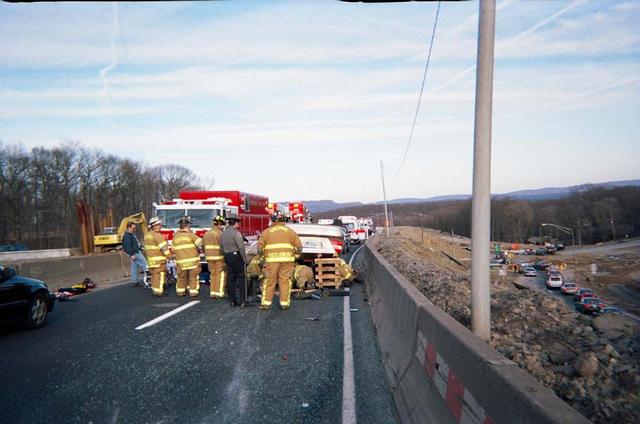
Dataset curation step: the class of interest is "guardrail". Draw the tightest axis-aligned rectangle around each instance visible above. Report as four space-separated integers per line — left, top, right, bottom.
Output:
355 242 590 424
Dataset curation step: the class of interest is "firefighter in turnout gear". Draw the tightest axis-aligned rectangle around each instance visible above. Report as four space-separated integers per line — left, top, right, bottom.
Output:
203 215 226 298
257 211 302 310
246 254 264 301
337 257 354 284
173 216 203 297
144 217 171 297
293 264 314 290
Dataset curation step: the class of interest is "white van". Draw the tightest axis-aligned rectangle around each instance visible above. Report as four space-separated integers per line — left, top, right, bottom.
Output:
338 216 360 244
339 216 369 243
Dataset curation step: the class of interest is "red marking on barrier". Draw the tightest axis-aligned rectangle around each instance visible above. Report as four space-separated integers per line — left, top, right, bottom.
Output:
483 416 493 424
425 343 437 378
445 369 465 421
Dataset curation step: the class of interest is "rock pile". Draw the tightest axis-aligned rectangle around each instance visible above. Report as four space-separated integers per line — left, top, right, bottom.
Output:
369 232 640 424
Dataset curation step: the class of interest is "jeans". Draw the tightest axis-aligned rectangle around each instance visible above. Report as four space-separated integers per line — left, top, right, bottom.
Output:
130 251 148 283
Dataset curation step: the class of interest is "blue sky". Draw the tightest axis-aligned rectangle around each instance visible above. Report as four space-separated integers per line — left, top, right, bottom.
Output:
1 0 638 203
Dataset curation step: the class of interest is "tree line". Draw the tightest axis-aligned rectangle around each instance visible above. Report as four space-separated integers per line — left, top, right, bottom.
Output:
0 142 202 250
317 185 640 245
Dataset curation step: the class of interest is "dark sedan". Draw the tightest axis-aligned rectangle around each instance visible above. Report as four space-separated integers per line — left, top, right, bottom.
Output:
0 265 55 329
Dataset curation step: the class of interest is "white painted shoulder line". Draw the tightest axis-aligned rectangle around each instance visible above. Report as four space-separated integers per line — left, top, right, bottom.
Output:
135 300 200 330
342 288 356 424
343 244 364 424
348 244 364 267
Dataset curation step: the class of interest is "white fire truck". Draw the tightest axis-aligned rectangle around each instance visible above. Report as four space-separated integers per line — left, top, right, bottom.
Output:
152 197 238 243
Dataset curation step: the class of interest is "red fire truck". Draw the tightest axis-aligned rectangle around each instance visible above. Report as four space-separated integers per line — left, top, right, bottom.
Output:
288 202 311 223
153 190 270 240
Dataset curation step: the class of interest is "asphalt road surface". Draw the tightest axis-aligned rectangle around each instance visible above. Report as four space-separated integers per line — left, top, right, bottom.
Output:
0 248 397 424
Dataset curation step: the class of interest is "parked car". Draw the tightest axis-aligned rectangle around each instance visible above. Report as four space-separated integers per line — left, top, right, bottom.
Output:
575 292 599 303
535 248 547 256
555 243 565 251
576 297 607 314
524 248 535 255
593 306 621 316
546 273 563 289
0 265 55 329
523 267 537 277
533 260 551 270
560 282 579 295
574 288 594 301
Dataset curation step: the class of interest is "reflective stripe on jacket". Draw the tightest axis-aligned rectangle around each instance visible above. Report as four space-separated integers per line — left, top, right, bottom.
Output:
173 229 202 270
257 222 302 263
144 230 169 268
202 227 224 261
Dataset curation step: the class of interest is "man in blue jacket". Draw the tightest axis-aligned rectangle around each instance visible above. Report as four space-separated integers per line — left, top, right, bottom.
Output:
122 221 148 287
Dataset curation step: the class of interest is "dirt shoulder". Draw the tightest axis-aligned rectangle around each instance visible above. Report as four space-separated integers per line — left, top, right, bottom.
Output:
368 227 640 424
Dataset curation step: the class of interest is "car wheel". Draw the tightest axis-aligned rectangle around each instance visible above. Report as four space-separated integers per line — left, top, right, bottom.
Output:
25 292 49 329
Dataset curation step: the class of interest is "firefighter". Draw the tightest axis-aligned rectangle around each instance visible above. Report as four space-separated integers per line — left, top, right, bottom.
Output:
203 215 226 299
172 216 202 297
293 264 314 290
144 217 171 297
221 217 247 307
257 211 302 310
246 254 264 301
335 254 355 285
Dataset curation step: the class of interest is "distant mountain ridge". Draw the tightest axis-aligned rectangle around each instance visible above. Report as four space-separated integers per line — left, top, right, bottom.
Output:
297 179 640 213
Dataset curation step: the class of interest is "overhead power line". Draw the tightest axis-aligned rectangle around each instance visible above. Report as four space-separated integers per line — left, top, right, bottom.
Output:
386 0 441 178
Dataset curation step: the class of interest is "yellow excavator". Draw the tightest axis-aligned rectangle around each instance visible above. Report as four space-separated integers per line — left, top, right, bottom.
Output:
93 212 148 253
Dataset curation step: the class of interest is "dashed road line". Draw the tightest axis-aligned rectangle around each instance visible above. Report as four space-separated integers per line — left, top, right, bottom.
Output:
135 300 200 330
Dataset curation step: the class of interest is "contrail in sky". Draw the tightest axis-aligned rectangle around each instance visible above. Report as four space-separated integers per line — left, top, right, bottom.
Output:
99 2 120 114
432 0 585 94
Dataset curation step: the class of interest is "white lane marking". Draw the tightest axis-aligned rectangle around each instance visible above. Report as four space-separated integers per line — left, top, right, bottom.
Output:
342 245 364 424
135 300 200 330
342 287 356 424
348 244 365 267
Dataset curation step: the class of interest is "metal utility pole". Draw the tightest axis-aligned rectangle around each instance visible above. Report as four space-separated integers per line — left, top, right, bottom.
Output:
470 0 496 342
380 160 390 236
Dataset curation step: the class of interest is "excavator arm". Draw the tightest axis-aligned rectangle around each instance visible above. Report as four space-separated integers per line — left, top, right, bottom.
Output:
116 213 148 236
94 212 148 252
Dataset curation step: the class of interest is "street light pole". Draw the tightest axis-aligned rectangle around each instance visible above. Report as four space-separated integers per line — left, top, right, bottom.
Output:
541 222 575 246
470 0 496 342
380 160 390 237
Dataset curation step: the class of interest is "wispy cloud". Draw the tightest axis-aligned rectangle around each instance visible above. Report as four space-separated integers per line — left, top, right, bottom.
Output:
98 3 120 114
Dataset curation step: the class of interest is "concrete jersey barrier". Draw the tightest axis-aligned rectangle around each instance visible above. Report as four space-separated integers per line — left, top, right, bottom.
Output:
3 252 130 290
356 243 590 424
0 248 75 262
